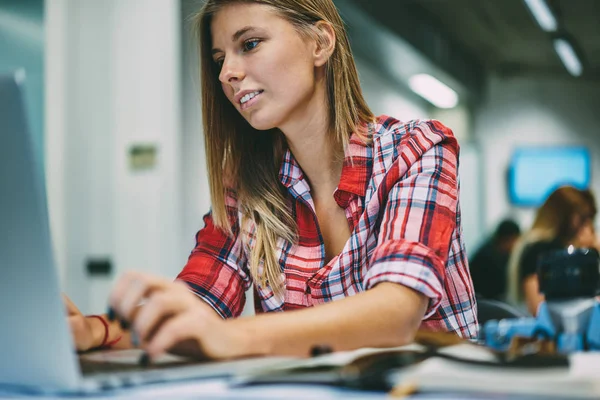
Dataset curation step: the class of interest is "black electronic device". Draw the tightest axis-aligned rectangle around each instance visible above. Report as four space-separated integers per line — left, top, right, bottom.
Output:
537 247 600 300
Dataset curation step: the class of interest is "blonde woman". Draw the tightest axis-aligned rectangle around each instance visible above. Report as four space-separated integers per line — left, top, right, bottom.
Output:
66 0 477 360
506 186 598 316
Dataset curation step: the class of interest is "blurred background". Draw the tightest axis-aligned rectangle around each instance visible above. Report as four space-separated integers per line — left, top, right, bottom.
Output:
1 0 599 314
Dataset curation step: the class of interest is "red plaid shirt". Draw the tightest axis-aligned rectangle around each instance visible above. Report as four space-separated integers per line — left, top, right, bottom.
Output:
178 116 478 338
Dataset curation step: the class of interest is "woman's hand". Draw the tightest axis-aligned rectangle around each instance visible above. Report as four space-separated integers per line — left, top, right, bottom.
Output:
63 294 98 351
108 272 250 361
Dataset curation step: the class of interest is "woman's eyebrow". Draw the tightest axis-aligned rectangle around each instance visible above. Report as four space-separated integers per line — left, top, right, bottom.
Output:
212 26 260 55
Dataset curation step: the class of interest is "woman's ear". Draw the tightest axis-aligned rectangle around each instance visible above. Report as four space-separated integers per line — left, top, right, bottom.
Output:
312 21 336 67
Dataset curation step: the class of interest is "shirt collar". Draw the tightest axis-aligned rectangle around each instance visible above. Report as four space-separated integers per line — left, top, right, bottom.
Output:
278 128 373 206
278 146 305 190
335 132 373 199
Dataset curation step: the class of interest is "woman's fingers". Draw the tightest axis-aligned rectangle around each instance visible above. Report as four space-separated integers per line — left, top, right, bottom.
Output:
109 271 170 323
118 279 151 326
108 272 230 359
144 312 201 359
134 290 189 344
62 293 80 316
62 294 96 350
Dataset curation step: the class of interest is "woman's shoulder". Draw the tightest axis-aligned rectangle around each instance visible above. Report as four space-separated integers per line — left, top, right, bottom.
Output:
523 239 563 254
369 115 459 168
519 239 564 277
373 115 456 140
372 115 458 153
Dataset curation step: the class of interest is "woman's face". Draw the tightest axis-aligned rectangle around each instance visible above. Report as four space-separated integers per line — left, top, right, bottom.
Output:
574 218 597 249
211 3 321 131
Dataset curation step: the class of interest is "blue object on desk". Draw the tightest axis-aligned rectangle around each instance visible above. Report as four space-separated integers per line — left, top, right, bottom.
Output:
485 299 600 352
484 247 600 353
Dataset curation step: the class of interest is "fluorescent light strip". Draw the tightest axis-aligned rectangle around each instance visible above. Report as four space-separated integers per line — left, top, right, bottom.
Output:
523 0 558 32
408 74 458 109
553 38 583 77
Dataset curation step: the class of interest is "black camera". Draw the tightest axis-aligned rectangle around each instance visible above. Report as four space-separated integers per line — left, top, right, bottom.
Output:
537 247 600 300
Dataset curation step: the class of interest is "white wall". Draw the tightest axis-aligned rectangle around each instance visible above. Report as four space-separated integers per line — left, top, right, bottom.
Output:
45 0 184 314
45 0 68 286
181 0 211 251
474 75 600 235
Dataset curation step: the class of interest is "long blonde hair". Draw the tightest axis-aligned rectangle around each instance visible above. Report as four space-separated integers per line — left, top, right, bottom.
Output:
193 0 374 296
506 186 597 304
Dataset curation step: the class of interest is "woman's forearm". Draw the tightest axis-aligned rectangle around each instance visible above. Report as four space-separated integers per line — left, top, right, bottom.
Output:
523 275 544 316
229 282 428 357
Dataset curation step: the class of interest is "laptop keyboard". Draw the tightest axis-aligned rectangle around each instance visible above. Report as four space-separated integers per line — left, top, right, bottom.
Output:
79 357 197 375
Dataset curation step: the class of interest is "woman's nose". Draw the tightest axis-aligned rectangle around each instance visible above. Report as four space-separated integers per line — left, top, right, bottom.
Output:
219 56 245 84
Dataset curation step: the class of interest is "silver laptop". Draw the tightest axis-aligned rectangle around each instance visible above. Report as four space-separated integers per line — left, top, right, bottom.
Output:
0 72 291 394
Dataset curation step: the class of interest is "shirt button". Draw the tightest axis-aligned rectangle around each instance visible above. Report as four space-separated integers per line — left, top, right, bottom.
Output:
305 286 311 294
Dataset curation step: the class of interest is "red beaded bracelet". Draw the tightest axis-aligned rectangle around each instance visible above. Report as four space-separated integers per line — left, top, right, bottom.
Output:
88 315 109 347
106 335 122 347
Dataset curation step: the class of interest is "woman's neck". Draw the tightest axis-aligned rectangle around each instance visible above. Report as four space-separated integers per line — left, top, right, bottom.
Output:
280 84 344 199
288 131 343 199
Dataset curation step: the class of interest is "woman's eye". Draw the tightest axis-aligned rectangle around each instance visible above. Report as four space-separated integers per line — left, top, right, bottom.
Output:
214 59 224 69
242 39 261 52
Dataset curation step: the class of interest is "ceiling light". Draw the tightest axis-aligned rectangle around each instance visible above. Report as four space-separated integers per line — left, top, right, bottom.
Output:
408 74 458 109
523 0 558 32
553 38 583 77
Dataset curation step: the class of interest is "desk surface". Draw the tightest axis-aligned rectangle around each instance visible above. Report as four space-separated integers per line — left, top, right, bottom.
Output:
0 379 552 400
1 344 595 399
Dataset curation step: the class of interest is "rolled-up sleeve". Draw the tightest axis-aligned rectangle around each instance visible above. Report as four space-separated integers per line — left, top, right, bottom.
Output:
177 190 250 319
364 121 459 319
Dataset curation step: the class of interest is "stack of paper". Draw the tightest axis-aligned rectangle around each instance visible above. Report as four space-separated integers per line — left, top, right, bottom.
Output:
392 344 600 398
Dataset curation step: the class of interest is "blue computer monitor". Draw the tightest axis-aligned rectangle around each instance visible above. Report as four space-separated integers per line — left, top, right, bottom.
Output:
508 147 591 207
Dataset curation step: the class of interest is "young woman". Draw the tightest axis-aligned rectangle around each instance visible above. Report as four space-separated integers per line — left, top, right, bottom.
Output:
506 186 598 315
67 0 477 361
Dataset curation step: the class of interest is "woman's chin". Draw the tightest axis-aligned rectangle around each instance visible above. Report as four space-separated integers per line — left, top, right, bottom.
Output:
245 116 277 131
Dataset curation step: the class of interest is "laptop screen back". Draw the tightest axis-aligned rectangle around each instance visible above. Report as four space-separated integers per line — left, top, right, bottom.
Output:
0 73 80 391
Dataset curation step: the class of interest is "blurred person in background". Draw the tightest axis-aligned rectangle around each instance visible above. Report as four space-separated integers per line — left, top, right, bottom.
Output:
64 0 477 360
506 186 598 315
469 218 521 301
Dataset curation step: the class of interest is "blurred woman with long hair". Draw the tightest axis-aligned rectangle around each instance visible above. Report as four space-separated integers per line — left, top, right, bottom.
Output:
507 186 597 315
